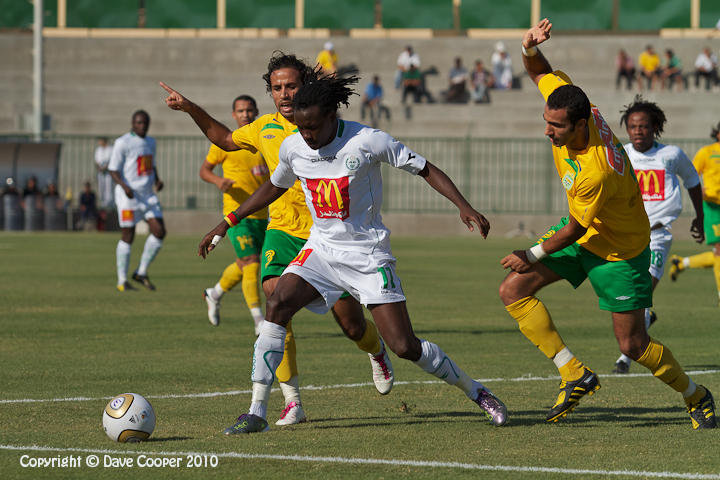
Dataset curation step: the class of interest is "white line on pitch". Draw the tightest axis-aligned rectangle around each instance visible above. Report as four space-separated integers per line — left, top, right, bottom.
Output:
0 444 717 479
2 369 718 405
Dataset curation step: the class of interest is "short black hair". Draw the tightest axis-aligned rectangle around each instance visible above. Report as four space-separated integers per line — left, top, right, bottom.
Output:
619 95 666 138
262 51 316 92
232 95 257 111
132 110 150 122
292 69 359 114
546 85 590 125
711 122 720 140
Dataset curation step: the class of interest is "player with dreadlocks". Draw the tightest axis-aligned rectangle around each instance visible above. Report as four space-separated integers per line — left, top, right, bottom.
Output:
198 73 508 433
610 95 704 374
161 52 395 431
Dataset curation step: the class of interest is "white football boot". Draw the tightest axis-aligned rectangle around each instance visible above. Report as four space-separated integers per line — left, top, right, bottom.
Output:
369 339 394 395
275 401 307 426
203 288 220 326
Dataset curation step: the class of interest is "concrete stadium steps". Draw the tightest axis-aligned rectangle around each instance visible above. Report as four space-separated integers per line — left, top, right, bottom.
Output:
2 32 720 138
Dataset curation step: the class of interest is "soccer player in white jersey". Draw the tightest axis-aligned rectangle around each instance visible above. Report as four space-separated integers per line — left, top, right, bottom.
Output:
611 97 704 373
198 74 507 434
109 110 166 292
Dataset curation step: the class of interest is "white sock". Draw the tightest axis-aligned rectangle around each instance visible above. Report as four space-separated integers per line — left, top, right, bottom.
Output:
644 308 652 330
683 379 698 399
249 383 271 419
210 282 225 300
251 307 265 326
279 376 301 405
251 322 286 385
616 353 632 365
552 347 574 369
116 240 131 284
136 234 163 276
682 257 690 268
413 339 480 399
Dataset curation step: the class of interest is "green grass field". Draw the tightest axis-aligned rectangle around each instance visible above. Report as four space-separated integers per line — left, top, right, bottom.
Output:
1 232 719 479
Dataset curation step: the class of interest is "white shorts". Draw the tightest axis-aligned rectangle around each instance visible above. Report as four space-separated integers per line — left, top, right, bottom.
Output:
114 185 163 228
283 238 406 314
649 225 673 280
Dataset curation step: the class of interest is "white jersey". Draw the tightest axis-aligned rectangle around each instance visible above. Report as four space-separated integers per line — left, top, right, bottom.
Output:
108 132 157 194
272 120 427 253
624 141 700 227
94 144 113 170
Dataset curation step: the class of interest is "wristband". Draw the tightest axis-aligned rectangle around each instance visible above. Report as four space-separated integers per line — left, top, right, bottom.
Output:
522 45 538 57
211 235 223 247
525 243 547 263
224 211 240 227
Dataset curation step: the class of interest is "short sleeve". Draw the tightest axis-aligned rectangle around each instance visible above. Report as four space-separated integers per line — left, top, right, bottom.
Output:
206 143 224 165
368 130 427 175
231 122 259 153
693 147 707 176
270 139 298 189
569 173 615 228
108 138 124 172
674 148 701 189
537 70 573 102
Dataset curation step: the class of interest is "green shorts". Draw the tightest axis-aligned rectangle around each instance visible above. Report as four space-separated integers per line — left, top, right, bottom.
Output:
538 217 653 312
228 218 267 260
260 229 308 281
703 201 720 245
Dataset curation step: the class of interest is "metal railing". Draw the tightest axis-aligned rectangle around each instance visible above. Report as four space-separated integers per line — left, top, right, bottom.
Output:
3 134 710 215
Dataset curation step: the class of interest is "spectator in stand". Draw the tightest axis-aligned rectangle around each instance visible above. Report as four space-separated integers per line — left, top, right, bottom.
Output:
315 41 338 74
661 49 683 91
470 59 494 104
78 181 98 230
615 49 637 90
3 177 19 197
22 175 41 209
638 45 660 90
445 57 469 103
491 41 513 90
361 75 390 127
402 63 434 104
694 47 718 91
396 45 420 89
44 181 62 208
95 137 114 209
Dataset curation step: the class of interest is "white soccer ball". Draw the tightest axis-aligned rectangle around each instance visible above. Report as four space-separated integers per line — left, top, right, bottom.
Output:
102 393 156 443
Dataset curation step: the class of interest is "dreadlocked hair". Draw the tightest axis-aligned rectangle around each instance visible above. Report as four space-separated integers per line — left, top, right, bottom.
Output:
619 95 666 138
292 68 359 114
262 51 317 92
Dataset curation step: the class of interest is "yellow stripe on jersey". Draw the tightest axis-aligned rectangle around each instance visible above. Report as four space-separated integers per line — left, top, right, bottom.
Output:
693 142 720 204
231 113 312 239
538 71 650 261
206 143 269 219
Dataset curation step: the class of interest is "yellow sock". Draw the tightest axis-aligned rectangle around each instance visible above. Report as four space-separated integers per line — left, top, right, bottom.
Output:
241 262 261 310
218 262 242 292
687 251 715 269
275 320 298 383
506 296 584 381
635 337 703 404
355 318 382 355
713 255 720 303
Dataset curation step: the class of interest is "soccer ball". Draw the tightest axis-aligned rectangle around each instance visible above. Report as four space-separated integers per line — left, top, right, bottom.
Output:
102 393 156 443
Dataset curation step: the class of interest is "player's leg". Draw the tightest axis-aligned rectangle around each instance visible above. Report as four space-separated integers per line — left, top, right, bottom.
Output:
224 273 321 434
331 295 394 395
613 309 717 429
369 301 506 426
115 186 137 292
131 216 164 291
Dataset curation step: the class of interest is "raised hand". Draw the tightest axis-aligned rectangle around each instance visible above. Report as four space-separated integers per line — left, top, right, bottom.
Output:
459 206 490 239
523 18 552 49
690 217 705 243
159 81 191 112
198 221 230 259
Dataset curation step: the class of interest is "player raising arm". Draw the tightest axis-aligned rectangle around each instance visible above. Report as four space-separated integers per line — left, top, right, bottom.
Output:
199 74 506 434
499 19 715 429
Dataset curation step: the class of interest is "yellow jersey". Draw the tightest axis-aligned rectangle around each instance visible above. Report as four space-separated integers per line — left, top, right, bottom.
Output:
639 52 660 73
231 113 312 239
693 142 720 204
316 50 337 72
205 143 269 219
538 71 649 261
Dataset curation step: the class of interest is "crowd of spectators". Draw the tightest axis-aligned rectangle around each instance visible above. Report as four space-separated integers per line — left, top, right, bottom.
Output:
616 45 719 92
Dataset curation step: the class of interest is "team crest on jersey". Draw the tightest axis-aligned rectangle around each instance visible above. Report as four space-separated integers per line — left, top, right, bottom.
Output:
345 156 361 171
562 171 574 190
263 134 275 139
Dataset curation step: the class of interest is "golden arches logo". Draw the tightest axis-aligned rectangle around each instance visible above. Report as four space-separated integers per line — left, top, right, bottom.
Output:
315 179 344 209
636 170 660 193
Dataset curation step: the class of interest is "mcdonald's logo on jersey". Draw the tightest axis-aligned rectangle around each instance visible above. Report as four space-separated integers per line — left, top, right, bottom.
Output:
634 169 665 201
306 176 350 220
136 154 153 176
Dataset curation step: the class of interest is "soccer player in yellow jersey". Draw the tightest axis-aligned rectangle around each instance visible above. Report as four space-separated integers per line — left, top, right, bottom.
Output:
160 52 393 430
499 19 716 429
670 122 720 305
200 95 269 334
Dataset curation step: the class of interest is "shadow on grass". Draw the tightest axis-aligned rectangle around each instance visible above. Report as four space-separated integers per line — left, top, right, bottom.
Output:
685 364 720 370
413 328 517 336
145 436 193 442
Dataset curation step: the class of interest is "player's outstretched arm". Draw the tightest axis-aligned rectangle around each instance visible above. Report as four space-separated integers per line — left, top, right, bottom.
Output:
522 18 553 85
198 180 288 258
418 161 490 238
159 81 238 151
687 184 705 243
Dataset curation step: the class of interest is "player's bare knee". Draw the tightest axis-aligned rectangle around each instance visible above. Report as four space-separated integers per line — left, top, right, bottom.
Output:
264 295 292 327
499 273 528 305
618 335 649 361
387 336 421 361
